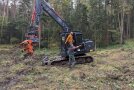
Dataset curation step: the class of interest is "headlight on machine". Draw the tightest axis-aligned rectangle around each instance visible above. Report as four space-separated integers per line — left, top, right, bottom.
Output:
77 49 80 51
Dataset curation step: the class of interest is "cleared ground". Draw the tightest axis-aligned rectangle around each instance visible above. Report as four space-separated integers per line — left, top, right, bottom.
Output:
0 40 134 90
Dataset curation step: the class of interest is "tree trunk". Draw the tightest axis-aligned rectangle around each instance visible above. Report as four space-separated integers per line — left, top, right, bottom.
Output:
127 14 130 39
5 0 9 24
104 0 109 46
13 0 17 19
119 9 124 44
117 0 125 44
0 1 6 43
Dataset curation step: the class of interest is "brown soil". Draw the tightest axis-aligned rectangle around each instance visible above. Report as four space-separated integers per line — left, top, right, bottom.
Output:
0 46 134 90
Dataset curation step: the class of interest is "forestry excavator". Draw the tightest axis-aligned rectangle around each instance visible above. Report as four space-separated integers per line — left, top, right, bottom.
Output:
26 0 94 65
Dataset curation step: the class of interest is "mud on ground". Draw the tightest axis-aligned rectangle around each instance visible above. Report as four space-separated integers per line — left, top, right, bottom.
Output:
0 45 134 90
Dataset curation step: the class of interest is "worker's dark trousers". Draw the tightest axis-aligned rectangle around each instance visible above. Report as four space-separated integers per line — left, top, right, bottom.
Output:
68 54 76 68
23 53 33 59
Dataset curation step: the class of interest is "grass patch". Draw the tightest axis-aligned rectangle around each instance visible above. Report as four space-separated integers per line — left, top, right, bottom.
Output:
97 39 134 51
122 39 134 50
0 59 12 66
129 82 134 88
0 44 13 48
99 65 119 71
0 40 134 90
21 75 36 84
10 63 26 73
35 47 60 56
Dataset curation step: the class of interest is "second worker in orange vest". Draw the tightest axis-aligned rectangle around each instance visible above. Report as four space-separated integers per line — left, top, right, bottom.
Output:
20 40 34 59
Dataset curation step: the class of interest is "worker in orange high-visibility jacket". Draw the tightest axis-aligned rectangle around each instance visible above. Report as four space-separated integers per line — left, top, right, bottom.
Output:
65 32 74 45
65 32 76 68
20 40 34 59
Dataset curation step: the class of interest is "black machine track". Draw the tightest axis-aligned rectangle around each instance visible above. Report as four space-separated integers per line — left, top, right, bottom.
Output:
42 55 94 66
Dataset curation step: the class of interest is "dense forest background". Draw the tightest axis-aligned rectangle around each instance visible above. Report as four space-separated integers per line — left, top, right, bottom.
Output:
0 0 134 48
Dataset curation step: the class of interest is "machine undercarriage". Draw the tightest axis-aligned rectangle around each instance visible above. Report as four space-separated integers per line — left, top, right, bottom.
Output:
42 55 94 66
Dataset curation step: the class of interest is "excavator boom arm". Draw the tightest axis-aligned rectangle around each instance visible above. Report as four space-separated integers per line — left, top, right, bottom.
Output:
34 0 69 32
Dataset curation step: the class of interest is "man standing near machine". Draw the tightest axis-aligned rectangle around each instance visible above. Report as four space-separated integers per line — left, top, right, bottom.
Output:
65 32 81 68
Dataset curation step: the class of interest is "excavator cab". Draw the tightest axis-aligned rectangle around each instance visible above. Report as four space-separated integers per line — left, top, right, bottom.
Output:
60 31 94 57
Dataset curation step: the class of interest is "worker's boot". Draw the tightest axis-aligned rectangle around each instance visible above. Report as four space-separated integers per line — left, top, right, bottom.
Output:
23 54 29 60
68 62 72 68
68 58 72 68
71 61 76 68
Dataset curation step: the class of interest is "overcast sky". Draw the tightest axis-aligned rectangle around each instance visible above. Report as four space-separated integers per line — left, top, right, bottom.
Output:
72 0 77 8
0 0 12 5
0 0 77 7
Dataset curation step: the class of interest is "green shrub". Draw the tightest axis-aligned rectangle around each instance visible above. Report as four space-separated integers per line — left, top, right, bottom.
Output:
10 37 19 44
